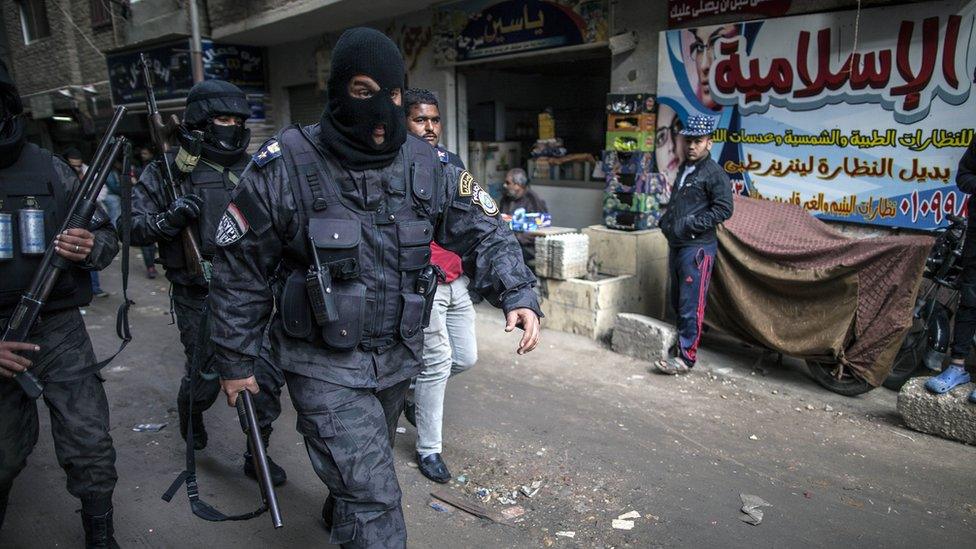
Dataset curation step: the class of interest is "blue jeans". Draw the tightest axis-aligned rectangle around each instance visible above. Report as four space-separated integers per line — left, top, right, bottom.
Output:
415 276 478 456
669 242 717 365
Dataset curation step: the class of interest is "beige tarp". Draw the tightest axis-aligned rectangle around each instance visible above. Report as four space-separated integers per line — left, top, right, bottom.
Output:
706 196 933 386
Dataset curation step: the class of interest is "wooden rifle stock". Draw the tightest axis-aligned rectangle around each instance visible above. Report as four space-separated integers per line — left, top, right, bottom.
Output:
140 54 206 279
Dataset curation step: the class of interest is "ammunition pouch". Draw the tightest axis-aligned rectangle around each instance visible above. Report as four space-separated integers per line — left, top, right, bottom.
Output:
309 218 361 279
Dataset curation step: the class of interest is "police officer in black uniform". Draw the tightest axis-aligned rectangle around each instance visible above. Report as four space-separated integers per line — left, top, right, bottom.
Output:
130 80 286 484
209 28 542 548
0 60 121 547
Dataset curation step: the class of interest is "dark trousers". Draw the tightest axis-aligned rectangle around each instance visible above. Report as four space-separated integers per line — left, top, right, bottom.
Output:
950 233 976 360
0 310 117 529
172 286 283 437
141 244 157 269
669 242 717 364
286 372 410 549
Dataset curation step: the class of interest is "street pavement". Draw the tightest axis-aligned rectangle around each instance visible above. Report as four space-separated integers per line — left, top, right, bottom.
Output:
1 252 974 548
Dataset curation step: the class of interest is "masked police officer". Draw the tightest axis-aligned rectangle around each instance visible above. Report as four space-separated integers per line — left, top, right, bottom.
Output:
0 60 121 547
209 28 542 548
130 79 286 484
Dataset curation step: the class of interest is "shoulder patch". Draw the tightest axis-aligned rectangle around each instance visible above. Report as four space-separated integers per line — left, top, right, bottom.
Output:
252 139 281 168
458 170 474 197
215 203 250 246
472 181 499 216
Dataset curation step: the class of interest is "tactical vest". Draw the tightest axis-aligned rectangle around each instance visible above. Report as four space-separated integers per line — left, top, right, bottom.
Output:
276 127 440 354
157 153 246 270
0 143 92 314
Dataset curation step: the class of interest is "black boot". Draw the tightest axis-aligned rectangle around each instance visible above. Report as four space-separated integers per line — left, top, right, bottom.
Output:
243 437 287 486
81 497 119 549
178 398 208 451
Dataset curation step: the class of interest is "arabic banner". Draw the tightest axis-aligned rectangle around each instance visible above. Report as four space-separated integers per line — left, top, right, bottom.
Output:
668 0 791 27
656 0 976 230
433 0 608 64
107 39 266 107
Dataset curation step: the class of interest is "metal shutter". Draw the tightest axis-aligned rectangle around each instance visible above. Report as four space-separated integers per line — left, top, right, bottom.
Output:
288 84 325 126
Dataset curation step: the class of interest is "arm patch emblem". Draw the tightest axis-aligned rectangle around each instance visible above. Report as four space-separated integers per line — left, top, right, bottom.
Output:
252 139 281 168
458 170 474 197
216 203 250 246
472 182 499 216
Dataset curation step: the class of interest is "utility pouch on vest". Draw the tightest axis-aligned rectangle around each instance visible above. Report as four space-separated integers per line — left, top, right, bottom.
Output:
281 270 313 340
309 218 361 279
306 234 338 324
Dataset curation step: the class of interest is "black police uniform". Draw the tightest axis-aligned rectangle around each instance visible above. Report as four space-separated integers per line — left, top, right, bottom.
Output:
0 144 120 536
209 122 540 546
129 81 283 453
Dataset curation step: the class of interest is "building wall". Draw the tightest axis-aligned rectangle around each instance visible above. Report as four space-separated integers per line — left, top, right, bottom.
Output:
205 0 298 29
263 7 457 150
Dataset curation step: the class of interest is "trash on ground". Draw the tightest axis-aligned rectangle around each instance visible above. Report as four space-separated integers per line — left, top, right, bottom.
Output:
431 489 512 524
456 475 467 484
132 423 167 432
396 426 406 434
429 501 451 513
617 510 641 520
500 505 526 520
749 435 759 440
555 531 576 538
611 519 635 530
476 488 492 502
520 480 543 498
739 493 772 525
498 495 517 505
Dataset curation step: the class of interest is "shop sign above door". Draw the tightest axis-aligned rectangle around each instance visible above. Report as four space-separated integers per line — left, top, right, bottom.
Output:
434 0 608 63
107 39 266 107
668 0 791 27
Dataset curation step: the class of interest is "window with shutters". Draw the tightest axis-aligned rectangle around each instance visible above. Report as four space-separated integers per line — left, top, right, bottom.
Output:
90 0 112 30
18 0 51 44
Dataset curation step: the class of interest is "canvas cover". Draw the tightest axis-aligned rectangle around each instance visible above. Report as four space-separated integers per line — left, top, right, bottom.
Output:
706 196 933 386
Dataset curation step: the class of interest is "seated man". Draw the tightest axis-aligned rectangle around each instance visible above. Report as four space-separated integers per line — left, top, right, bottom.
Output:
499 168 548 266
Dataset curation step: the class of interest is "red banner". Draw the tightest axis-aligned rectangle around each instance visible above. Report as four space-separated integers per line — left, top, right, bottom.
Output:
668 0 791 27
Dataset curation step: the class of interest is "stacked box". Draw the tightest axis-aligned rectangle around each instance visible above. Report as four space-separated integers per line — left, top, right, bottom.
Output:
606 93 656 115
607 113 657 133
601 150 668 231
535 233 589 280
605 131 654 152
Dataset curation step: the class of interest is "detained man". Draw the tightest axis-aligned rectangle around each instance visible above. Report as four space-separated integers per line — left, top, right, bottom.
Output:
402 88 478 483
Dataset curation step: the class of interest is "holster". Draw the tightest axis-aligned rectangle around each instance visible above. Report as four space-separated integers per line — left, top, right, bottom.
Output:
417 265 445 328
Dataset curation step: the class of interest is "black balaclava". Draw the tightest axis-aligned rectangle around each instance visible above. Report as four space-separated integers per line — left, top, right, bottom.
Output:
183 79 251 166
320 27 406 171
0 59 26 169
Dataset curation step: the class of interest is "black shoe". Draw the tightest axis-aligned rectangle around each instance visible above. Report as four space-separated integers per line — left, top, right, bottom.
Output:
178 401 208 451
404 400 417 428
417 452 451 484
82 508 120 549
243 450 287 486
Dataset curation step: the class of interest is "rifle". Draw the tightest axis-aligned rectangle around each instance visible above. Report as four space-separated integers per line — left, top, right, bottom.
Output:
138 53 207 280
3 106 128 399
237 390 284 529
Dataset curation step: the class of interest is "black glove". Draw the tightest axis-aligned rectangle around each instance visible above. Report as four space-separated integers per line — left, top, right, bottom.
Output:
154 194 203 238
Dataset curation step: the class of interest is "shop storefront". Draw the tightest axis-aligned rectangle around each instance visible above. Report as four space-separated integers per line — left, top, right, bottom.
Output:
434 0 611 229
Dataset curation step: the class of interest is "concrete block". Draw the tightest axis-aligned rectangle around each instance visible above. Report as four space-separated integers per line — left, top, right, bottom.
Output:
582 225 670 320
897 377 976 445
542 274 637 311
611 313 677 363
541 300 619 341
